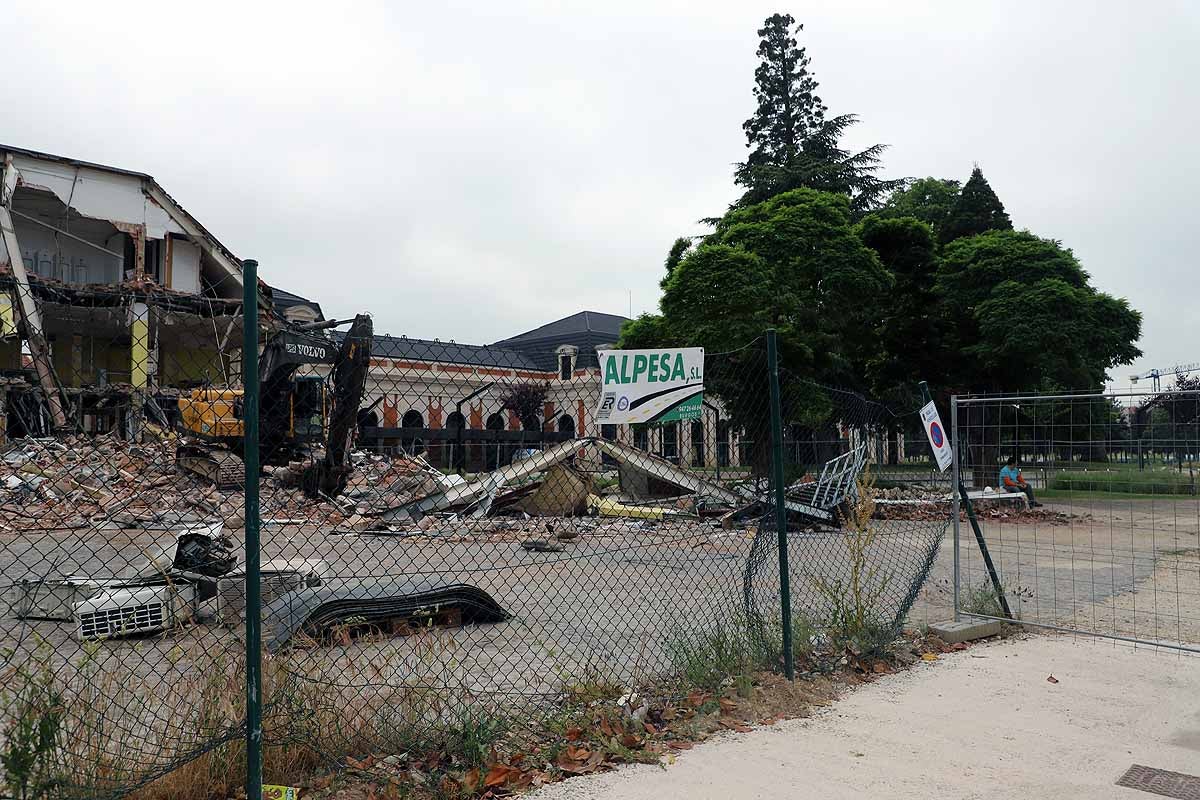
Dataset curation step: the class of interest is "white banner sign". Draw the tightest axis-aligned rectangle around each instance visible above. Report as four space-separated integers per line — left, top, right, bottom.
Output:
920 400 953 472
594 348 704 425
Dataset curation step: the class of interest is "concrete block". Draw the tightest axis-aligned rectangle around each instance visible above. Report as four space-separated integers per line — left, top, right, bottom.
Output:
930 618 1003 644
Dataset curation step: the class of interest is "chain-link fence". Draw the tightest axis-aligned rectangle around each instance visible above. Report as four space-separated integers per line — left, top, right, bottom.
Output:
0 267 950 798
952 390 1200 653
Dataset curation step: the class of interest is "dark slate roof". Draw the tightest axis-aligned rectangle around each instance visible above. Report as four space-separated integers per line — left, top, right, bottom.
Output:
491 310 628 370
350 332 541 371
269 285 324 321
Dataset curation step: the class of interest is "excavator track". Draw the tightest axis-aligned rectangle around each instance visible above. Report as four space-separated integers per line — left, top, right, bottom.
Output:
177 444 245 489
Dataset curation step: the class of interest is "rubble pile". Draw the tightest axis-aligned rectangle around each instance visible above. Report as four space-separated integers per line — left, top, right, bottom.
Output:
876 485 941 501
0 435 402 533
1 432 862 541
1 434 181 531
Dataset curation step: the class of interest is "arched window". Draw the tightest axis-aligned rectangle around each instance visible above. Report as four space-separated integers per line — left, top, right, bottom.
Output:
445 411 467 470
557 414 576 438
485 412 506 470
401 410 425 455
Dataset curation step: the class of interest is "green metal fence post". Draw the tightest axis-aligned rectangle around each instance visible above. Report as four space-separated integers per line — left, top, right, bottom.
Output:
242 259 263 800
766 329 794 680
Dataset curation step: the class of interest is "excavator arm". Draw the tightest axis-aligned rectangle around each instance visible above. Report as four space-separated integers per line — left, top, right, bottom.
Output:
299 314 373 498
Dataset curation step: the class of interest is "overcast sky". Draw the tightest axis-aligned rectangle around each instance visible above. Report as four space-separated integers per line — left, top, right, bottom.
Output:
4 1 1196 387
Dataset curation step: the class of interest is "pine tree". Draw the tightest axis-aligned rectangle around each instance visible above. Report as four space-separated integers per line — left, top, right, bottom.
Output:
733 14 899 215
939 166 1013 244
740 14 826 172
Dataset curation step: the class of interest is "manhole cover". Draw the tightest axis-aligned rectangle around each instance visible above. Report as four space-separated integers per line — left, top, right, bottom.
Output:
1117 765 1200 799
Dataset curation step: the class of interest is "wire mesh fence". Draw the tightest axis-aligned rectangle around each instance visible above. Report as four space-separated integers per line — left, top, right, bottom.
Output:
952 390 1200 653
0 276 952 798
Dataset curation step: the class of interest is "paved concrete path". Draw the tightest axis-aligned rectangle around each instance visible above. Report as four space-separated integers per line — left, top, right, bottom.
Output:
530 634 1200 800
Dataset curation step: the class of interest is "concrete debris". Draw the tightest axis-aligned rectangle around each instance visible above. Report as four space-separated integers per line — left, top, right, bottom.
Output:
0 434 438 535
516 464 593 516
0 430 794 551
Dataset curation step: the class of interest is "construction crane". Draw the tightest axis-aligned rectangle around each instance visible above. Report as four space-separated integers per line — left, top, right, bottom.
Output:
1129 362 1200 391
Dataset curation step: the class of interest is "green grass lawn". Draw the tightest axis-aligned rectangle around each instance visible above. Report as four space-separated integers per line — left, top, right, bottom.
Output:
1038 487 1194 502
1048 465 1197 496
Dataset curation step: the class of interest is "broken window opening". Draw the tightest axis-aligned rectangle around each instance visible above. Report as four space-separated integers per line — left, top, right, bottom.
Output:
557 414 575 437
661 422 679 463
633 425 648 452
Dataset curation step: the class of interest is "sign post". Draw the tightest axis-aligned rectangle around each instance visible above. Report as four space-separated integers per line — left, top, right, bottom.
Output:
918 381 1011 620
594 347 704 426
920 399 953 473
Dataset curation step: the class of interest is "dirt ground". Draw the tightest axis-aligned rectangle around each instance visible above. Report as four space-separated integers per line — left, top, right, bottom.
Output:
3 489 1198 794
912 496 1200 647
527 633 1200 800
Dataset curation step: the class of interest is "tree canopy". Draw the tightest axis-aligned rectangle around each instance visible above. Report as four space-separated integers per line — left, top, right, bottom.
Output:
875 178 961 241
631 14 1143 440
733 15 897 215
857 215 944 393
939 166 1012 244
937 230 1142 391
661 236 692 288
623 189 892 438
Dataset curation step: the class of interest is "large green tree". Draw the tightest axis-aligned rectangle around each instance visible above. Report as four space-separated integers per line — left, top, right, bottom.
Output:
857 215 943 463
937 230 1141 482
875 178 961 242
733 14 898 215
623 189 892 461
858 215 944 390
937 230 1140 391
939 166 1012 244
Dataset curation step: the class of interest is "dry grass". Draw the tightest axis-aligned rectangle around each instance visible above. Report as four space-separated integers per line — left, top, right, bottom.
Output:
2 627 472 800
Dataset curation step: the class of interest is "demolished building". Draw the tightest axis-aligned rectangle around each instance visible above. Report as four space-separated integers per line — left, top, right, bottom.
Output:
0 144 314 441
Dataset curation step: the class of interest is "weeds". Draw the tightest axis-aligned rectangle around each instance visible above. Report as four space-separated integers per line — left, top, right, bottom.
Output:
665 622 759 692
1 642 66 800
444 706 508 769
810 472 898 659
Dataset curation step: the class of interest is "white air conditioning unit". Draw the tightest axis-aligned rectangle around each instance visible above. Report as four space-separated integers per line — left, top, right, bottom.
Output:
8 578 109 621
74 584 195 641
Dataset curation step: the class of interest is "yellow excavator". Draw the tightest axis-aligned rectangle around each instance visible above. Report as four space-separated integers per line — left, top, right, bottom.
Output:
176 314 373 499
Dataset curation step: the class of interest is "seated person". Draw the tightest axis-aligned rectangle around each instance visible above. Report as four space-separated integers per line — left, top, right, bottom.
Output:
999 456 1041 507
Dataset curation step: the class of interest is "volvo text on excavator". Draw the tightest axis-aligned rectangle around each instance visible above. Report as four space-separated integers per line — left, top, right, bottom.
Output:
176 314 373 499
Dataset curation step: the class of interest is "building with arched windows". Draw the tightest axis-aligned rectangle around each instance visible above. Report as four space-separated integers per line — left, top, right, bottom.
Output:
354 311 745 472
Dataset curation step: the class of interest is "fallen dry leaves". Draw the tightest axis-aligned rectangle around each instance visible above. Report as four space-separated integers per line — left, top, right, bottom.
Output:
297 628 994 800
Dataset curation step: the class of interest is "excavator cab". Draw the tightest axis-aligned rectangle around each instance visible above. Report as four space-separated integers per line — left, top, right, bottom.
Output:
291 374 327 443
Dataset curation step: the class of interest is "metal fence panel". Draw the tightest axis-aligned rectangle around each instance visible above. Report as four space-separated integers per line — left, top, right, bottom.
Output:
951 389 1200 653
